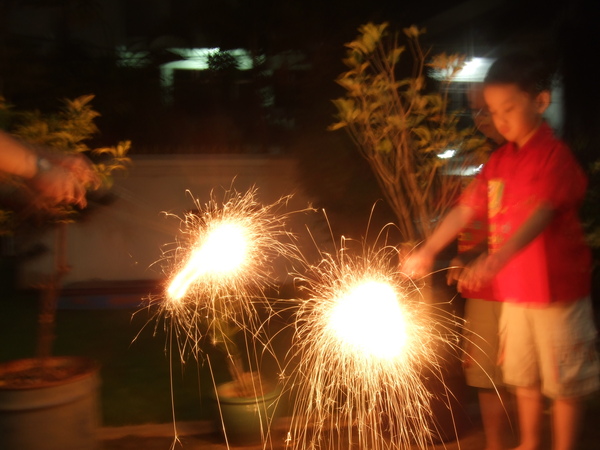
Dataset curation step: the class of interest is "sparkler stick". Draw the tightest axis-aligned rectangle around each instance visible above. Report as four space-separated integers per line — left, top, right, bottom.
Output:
144 185 305 448
284 236 463 449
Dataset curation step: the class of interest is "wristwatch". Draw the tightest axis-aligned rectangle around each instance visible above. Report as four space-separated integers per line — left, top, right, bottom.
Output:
36 156 53 174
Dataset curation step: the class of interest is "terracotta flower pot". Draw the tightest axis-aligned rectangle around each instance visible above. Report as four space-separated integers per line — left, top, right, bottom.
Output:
0 356 101 450
210 374 282 446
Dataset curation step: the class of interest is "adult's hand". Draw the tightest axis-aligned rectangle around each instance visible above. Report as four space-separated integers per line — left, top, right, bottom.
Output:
1 130 100 208
28 154 100 208
56 153 101 189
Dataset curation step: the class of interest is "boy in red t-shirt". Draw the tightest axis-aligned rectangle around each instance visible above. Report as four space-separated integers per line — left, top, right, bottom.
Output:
404 53 599 450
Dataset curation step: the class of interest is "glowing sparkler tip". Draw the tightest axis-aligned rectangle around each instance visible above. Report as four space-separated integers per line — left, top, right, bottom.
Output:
328 280 408 359
202 221 249 273
166 221 249 302
287 232 463 449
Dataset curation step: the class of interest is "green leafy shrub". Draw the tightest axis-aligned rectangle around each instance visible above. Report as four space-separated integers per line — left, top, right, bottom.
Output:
330 23 490 243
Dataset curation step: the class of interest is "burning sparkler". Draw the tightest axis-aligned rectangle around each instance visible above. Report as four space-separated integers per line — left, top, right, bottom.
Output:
166 221 249 301
146 188 466 449
284 236 463 449
155 186 300 362
144 186 306 449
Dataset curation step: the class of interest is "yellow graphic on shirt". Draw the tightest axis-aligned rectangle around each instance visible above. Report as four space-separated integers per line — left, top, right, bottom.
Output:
488 179 504 218
488 179 504 252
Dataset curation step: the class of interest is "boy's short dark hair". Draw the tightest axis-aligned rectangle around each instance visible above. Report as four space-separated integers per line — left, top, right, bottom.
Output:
484 53 553 96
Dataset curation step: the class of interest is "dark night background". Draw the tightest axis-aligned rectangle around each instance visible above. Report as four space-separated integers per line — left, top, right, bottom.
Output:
0 0 598 255
1 0 597 154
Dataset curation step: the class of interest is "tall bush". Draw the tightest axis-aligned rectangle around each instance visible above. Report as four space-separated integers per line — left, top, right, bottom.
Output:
330 23 490 243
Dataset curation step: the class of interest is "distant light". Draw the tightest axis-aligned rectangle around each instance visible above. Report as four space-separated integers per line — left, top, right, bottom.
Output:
442 163 484 177
166 47 221 70
462 164 484 176
437 149 456 159
452 58 494 82
117 46 256 104
430 57 494 83
117 47 254 71
166 48 254 71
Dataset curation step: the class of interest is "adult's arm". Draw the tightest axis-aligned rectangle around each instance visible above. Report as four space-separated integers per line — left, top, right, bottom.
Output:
0 130 38 178
0 130 97 207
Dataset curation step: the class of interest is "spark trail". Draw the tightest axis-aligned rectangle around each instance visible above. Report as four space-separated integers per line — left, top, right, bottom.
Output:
154 186 300 363
144 186 305 448
284 239 463 449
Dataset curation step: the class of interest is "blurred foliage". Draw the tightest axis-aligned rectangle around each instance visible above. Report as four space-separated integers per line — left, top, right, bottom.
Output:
207 50 240 72
330 23 491 243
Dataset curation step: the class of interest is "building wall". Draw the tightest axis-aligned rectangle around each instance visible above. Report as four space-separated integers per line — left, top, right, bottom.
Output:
19 155 324 288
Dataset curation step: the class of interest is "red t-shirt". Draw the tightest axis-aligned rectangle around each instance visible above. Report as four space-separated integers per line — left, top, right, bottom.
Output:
460 122 591 304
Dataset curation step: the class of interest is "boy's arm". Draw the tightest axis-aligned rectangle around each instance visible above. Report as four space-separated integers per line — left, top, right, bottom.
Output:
492 202 555 268
402 204 475 277
458 202 555 291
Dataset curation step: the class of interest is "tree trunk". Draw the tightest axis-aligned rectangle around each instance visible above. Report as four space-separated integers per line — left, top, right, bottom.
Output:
36 223 70 367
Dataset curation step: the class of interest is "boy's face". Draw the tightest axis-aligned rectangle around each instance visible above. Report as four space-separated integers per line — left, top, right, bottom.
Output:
483 83 549 148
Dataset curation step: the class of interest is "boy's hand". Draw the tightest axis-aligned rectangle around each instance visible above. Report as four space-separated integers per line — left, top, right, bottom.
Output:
446 256 465 286
401 248 435 279
457 253 503 293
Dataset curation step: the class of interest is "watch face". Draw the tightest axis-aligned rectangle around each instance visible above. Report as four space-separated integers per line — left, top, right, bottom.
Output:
37 157 52 172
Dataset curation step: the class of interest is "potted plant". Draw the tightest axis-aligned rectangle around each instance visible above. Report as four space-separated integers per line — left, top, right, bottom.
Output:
200 295 282 447
151 187 298 445
0 95 130 450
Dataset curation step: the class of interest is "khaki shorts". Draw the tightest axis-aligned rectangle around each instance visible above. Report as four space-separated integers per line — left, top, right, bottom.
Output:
462 298 504 389
500 297 600 398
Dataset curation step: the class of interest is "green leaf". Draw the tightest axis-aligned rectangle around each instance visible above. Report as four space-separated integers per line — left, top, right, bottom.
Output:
332 98 357 117
329 22 487 240
388 47 405 65
376 138 393 154
328 121 348 131
403 25 425 38
412 126 431 143
346 40 369 55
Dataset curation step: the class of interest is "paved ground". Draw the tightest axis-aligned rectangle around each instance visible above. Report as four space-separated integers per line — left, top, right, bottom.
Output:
101 408 600 450
99 396 600 450
99 419 492 450
81 283 600 449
